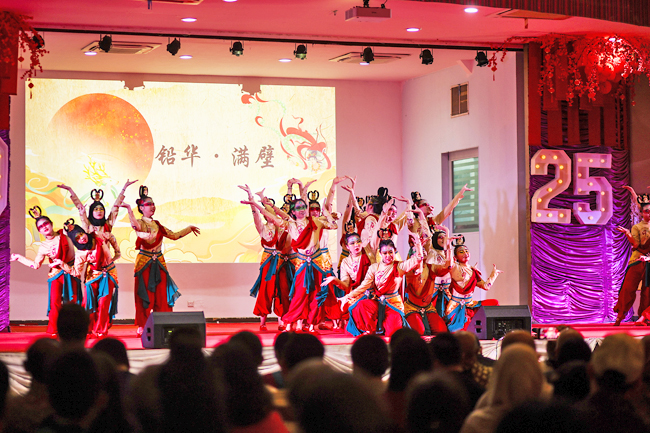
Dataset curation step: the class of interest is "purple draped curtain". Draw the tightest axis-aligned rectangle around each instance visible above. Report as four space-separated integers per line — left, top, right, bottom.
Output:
0 129 10 331
530 108 631 323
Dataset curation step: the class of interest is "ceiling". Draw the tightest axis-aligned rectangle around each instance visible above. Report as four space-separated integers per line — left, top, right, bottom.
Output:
2 0 650 82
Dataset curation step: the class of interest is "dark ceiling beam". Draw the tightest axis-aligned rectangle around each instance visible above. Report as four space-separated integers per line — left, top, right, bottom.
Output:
34 27 523 52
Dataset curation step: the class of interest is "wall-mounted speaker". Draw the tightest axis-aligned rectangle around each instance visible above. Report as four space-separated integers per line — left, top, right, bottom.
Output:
141 312 207 349
467 305 531 340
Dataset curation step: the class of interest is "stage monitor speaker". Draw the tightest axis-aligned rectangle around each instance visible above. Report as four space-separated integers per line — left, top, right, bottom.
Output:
141 312 206 349
467 305 531 340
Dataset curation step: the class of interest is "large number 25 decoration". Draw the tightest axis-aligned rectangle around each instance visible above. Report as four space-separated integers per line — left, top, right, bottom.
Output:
530 150 612 225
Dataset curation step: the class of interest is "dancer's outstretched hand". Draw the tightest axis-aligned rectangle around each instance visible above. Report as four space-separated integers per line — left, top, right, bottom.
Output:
124 179 138 189
321 276 336 287
459 184 474 197
49 258 64 268
189 226 201 236
492 264 503 276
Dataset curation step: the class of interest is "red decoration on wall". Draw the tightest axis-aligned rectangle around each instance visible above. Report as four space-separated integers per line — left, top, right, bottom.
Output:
0 11 47 82
492 34 650 106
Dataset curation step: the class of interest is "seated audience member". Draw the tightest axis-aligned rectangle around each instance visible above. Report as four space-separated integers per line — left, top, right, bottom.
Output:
4 338 60 433
229 330 264 367
289 360 392 433
263 332 292 390
92 338 134 398
578 333 647 433
56 303 90 349
460 344 544 433
430 333 485 409
385 330 432 429
495 401 588 433
211 342 288 433
129 327 226 433
500 329 536 352
88 352 132 433
550 360 590 403
555 337 591 367
406 372 471 433
455 331 492 390
0 359 8 428
40 350 107 432
350 335 389 397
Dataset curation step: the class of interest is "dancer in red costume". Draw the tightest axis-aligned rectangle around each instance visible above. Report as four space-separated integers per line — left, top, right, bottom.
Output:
445 239 501 332
121 186 200 337
614 193 650 325
11 207 80 335
403 225 453 336
239 184 290 331
340 229 423 337
57 179 138 236
247 192 337 333
54 219 120 337
322 228 375 328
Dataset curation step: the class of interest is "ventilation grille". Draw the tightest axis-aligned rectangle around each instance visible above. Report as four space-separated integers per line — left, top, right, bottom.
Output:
81 41 161 55
329 52 410 64
492 9 570 20
451 83 468 117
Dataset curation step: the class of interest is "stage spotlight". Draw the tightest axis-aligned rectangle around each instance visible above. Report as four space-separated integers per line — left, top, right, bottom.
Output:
167 38 181 56
475 50 489 67
362 47 374 63
32 34 45 49
98 35 112 53
294 44 307 60
420 49 433 65
230 41 244 56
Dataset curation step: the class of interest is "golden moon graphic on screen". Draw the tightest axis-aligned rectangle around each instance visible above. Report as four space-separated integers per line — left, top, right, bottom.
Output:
48 93 154 182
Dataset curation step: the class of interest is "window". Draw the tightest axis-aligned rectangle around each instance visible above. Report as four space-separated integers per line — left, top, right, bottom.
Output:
451 156 478 232
451 83 468 117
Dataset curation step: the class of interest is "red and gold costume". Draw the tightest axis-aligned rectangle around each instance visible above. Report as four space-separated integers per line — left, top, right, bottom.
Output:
615 220 650 321
130 216 192 328
345 253 422 337
403 251 448 335
445 264 499 332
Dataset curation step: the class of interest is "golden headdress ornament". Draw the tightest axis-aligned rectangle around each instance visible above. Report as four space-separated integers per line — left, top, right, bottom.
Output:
307 190 320 205
638 193 650 206
452 234 466 248
411 191 422 202
357 196 366 209
63 218 76 233
139 185 149 199
28 206 42 220
91 189 104 202
283 193 296 205
378 227 395 241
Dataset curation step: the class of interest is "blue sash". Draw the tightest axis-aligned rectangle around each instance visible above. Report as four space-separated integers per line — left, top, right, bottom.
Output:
134 250 181 309
46 270 80 315
250 248 279 298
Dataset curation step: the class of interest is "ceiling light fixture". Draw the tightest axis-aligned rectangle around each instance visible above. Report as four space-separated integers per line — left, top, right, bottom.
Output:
179 54 192 59
279 58 292 63
420 49 434 65
84 51 97 56
294 44 307 60
362 47 374 63
167 38 181 56
98 35 112 53
475 50 489 67
230 41 244 56
464 7 479 13
406 27 420 32
181 17 197 23
223 0 237 2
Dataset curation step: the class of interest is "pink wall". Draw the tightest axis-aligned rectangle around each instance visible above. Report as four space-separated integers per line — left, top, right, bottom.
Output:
630 76 650 191
401 54 527 306
9 71 403 321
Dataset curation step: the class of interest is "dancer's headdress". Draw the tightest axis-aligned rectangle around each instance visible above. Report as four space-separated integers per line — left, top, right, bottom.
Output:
378 227 395 241
431 230 446 251
88 188 107 227
452 234 467 254
136 185 151 214
64 218 94 251
357 196 365 210
638 193 650 207
29 205 52 228
411 191 426 210
307 190 320 209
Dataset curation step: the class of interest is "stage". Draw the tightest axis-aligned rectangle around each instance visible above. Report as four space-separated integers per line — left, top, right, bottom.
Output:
2 321 650 395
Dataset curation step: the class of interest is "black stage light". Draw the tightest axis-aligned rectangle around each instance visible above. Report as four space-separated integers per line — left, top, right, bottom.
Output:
475 50 489 67
32 34 45 49
99 35 112 53
294 44 307 60
420 49 433 65
167 38 181 56
362 47 374 63
230 41 244 56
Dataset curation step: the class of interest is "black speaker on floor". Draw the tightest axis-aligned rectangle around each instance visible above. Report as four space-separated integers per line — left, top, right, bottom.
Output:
141 312 206 349
467 305 531 340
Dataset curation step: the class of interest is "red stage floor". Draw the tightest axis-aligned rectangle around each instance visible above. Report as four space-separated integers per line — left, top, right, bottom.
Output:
0 322 358 352
1 322 650 353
